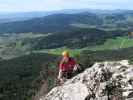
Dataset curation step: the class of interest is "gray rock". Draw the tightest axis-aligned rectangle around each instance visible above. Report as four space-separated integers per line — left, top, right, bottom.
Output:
40 60 133 100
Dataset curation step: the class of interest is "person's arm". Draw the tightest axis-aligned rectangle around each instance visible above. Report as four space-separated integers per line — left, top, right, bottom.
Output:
58 69 62 79
73 64 80 71
73 59 81 71
58 60 64 79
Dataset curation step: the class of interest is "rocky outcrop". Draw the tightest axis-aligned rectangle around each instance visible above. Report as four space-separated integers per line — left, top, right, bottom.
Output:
40 60 133 100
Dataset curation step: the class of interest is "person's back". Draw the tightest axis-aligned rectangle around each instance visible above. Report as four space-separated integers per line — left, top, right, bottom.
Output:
59 57 76 72
57 51 80 84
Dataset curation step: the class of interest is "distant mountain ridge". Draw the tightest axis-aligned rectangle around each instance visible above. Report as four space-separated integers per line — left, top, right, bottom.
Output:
0 12 101 33
0 9 133 23
0 10 133 33
0 9 98 23
0 11 56 23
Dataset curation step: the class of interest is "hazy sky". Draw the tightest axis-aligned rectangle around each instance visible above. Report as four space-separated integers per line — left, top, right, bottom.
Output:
0 0 132 12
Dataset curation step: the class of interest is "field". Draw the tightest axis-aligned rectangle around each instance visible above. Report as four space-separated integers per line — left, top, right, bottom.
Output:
89 36 133 51
1 34 133 59
0 33 52 60
33 47 81 57
34 36 133 56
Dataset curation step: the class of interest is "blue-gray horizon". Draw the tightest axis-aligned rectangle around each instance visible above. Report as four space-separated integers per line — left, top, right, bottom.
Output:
0 0 132 12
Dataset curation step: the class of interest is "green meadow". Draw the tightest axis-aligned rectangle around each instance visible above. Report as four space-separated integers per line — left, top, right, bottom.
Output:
36 36 133 56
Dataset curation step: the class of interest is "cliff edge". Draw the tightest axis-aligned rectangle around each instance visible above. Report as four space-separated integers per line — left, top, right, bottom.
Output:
40 60 133 100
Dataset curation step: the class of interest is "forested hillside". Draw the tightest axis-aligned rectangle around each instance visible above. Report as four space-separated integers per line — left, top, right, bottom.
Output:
0 53 58 100
0 11 133 33
0 9 133 100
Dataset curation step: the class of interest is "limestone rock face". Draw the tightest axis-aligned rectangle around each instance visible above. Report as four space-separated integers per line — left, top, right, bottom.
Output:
40 60 133 100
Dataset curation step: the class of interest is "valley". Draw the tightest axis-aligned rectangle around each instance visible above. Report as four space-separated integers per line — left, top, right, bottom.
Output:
0 9 133 100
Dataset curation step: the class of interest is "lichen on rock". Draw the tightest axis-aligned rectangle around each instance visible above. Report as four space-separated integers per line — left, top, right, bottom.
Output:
40 60 133 100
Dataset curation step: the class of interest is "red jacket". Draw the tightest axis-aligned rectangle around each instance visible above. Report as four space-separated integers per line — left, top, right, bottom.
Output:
59 57 76 72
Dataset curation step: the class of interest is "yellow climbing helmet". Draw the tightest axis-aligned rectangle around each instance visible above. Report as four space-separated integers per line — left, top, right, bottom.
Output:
62 51 69 57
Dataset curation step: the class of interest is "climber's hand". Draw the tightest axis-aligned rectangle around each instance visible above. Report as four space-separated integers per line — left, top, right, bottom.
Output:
57 70 62 79
57 76 61 80
73 64 80 72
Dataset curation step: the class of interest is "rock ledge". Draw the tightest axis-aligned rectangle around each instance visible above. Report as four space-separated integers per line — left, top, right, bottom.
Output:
40 60 133 100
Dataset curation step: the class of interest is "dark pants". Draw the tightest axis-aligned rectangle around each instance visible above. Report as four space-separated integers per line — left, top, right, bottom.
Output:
62 70 73 79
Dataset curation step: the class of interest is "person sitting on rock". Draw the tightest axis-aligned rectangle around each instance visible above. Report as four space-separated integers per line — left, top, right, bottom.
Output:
58 51 80 84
